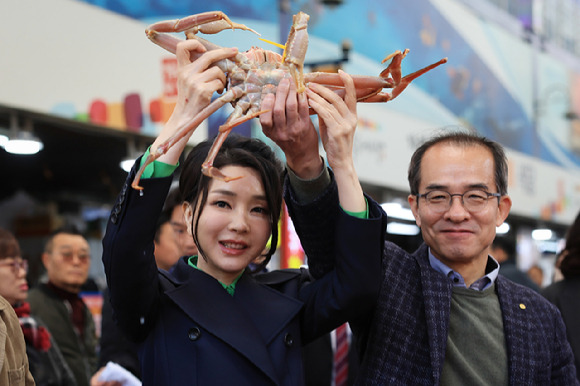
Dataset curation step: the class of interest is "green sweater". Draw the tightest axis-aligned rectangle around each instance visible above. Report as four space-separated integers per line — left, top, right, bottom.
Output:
441 284 508 385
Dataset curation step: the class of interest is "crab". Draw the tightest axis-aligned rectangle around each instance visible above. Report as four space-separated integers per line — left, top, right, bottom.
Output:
131 11 447 190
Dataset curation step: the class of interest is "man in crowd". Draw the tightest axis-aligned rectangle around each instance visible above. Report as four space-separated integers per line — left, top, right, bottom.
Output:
491 237 540 291
29 226 98 386
259 77 578 384
92 188 196 384
166 187 198 258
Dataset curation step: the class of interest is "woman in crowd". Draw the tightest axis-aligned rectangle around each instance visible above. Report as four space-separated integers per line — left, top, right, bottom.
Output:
0 227 76 385
101 38 384 385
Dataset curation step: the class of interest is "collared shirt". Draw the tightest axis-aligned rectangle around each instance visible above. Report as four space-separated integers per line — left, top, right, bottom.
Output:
428 249 499 291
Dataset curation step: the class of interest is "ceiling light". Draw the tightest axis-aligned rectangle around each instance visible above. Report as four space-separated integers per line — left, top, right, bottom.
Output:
5 131 44 155
4 116 43 155
387 222 420 236
531 228 553 241
496 222 510 234
0 133 8 147
381 202 416 221
120 158 136 172
120 137 143 172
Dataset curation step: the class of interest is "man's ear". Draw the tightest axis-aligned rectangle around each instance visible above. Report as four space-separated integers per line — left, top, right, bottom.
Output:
408 194 421 227
41 252 50 269
496 195 512 226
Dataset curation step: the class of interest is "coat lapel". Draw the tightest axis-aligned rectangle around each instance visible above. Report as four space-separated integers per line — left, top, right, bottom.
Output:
162 261 302 384
495 276 536 384
235 273 303 343
415 246 452 385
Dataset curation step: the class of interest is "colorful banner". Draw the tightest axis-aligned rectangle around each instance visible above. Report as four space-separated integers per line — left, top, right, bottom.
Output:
3 0 580 223
280 204 305 269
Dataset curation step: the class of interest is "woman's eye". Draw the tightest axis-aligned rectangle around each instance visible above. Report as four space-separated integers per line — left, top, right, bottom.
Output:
214 200 230 209
252 207 269 215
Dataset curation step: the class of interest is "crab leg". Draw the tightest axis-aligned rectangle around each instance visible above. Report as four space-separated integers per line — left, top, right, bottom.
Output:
305 73 391 90
146 11 259 35
146 11 259 55
131 87 248 190
380 49 409 85
283 12 310 92
360 57 448 102
201 107 270 181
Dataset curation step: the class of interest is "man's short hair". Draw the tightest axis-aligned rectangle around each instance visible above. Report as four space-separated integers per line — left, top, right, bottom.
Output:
408 131 508 196
44 224 84 253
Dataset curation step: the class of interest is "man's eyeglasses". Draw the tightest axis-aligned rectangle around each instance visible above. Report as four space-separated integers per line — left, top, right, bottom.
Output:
56 251 90 263
0 258 28 275
416 190 501 213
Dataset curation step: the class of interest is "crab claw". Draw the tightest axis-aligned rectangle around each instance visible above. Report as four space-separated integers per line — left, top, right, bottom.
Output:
131 146 166 190
201 164 244 182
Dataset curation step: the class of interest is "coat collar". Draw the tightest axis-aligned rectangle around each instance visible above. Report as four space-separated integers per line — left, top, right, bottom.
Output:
414 244 452 384
161 259 303 383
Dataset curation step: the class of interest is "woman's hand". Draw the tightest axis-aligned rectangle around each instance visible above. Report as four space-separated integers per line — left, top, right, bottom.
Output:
306 70 357 173
153 40 238 165
305 70 365 213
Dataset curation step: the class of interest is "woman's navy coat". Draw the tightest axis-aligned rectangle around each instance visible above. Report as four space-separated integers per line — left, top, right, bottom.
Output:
101 165 385 385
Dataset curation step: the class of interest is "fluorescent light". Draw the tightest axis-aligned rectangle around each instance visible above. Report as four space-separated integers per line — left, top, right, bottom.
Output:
532 228 553 241
120 158 135 172
5 132 44 155
0 133 8 147
496 222 510 234
381 202 415 221
387 222 420 235
4 117 44 155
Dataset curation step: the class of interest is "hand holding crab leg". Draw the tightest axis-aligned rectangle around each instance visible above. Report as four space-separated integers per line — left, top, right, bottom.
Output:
260 78 322 179
131 40 238 190
305 70 365 213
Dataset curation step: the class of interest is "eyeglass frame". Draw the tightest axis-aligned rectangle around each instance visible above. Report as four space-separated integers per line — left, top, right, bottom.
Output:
0 258 29 275
415 189 502 213
50 249 91 263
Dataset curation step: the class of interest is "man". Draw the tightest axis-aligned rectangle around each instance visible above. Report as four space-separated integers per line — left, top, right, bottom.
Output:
152 202 183 272
166 188 198 258
259 78 578 384
93 188 193 384
29 226 98 386
491 237 540 291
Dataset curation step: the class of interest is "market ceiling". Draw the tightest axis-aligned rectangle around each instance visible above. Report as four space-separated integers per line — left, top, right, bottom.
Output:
0 105 154 206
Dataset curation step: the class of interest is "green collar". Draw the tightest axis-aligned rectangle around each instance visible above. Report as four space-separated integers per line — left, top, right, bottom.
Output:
187 255 243 296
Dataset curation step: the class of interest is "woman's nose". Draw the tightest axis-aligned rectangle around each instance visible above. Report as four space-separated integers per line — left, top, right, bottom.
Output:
228 211 250 232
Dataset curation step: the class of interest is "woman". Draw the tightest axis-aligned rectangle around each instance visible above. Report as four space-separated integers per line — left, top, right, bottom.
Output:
101 38 384 385
542 211 580 381
0 228 76 385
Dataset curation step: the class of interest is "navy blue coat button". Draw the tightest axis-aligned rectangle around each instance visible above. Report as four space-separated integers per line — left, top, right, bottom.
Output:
188 327 201 341
284 333 294 347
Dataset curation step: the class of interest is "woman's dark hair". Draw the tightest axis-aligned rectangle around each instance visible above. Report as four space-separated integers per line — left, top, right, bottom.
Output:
0 228 21 260
560 211 580 279
179 134 284 273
